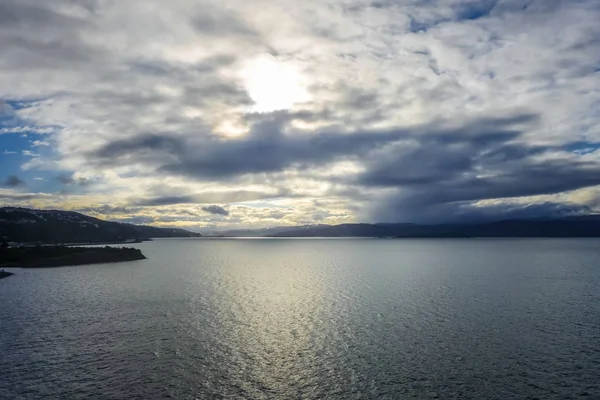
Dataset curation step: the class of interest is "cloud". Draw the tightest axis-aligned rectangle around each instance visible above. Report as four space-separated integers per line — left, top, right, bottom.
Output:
21 150 39 157
190 7 260 38
0 192 39 201
3 175 25 187
1 0 600 227
133 195 198 207
0 188 57 204
356 126 600 222
129 188 283 206
57 175 90 186
464 202 592 222
88 115 417 180
75 205 142 215
110 215 157 225
0 126 56 135
201 205 229 216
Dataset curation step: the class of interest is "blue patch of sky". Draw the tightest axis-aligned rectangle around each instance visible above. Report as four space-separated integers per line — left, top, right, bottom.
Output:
5 99 40 111
409 0 498 33
563 141 600 156
453 0 498 21
0 134 56 192
0 131 33 180
0 98 64 193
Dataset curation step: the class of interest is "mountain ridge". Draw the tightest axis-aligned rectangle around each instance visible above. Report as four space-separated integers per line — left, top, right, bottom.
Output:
0 207 201 244
204 224 330 237
268 217 600 237
4 207 600 241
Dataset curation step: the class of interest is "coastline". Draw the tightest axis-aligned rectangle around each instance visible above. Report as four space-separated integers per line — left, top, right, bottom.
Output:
0 246 146 269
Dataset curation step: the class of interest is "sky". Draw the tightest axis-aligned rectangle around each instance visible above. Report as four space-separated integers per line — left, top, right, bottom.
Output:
1 0 600 230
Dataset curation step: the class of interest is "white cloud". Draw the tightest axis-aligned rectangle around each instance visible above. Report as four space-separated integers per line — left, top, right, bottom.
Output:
1 0 600 226
0 126 57 135
21 150 40 157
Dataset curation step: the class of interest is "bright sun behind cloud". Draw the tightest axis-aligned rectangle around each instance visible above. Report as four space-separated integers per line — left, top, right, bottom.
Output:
241 55 310 113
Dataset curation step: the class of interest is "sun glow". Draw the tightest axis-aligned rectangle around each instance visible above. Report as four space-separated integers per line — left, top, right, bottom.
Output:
242 55 309 113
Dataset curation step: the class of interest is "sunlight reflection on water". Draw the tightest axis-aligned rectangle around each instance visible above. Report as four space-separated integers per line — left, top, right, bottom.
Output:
2 238 600 399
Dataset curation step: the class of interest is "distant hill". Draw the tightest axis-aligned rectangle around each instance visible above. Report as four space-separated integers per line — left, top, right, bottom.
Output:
0 207 201 244
207 224 330 237
269 217 600 237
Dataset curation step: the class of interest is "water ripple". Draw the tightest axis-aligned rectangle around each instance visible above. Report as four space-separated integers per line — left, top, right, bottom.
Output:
2 238 600 399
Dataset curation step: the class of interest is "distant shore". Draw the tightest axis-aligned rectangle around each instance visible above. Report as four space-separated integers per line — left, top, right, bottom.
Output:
4 238 150 248
64 238 150 246
0 246 146 269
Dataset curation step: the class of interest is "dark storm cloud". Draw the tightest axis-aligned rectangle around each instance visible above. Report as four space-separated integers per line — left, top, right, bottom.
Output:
87 110 600 223
356 132 545 189
3 175 25 187
131 189 287 207
201 205 229 216
89 114 541 185
90 112 417 179
374 200 593 225
357 127 600 223
461 202 592 221
359 143 600 200
93 135 186 168
2 0 598 227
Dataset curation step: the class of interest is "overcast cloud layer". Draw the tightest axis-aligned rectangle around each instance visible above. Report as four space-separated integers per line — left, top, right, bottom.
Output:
1 0 600 229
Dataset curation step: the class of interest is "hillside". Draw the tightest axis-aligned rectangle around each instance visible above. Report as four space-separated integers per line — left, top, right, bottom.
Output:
270 217 600 237
207 224 330 237
0 207 201 244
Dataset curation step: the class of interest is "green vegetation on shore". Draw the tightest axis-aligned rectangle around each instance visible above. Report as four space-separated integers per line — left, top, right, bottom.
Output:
0 246 146 268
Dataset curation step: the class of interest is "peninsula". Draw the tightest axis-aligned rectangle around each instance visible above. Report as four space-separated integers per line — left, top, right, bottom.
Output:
0 246 146 268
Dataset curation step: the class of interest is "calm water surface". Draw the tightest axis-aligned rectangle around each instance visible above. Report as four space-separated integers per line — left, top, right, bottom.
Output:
1 238 600 399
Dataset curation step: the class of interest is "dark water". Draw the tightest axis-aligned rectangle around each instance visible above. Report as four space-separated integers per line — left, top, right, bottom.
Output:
2 238 600 399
